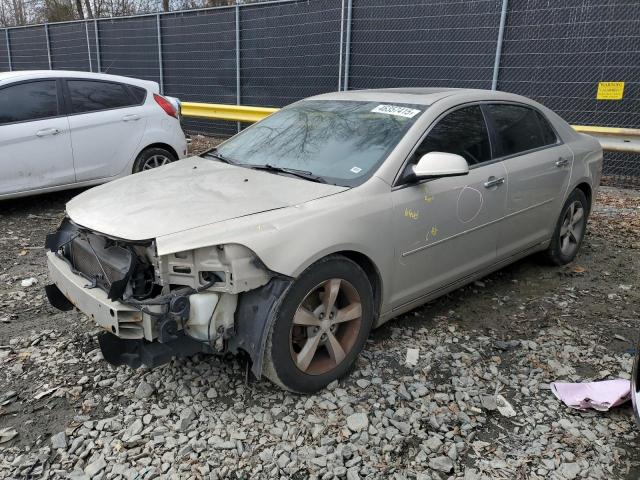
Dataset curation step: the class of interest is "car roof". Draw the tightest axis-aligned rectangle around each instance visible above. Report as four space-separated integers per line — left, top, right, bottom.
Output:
0 70 158 90
307 87 533 107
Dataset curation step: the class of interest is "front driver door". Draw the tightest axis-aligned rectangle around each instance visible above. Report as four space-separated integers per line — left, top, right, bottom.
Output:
0 79 75 196
390 105 507 309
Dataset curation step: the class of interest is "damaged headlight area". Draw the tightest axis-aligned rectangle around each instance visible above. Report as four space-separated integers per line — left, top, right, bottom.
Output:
45 218 274 369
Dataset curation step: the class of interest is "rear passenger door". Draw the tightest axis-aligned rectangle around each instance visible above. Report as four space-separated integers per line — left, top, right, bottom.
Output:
64 79 148 181
484 103 573 259
0 79 75 196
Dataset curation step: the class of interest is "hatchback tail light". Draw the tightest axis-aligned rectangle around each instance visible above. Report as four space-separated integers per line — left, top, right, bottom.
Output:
154 94 178 119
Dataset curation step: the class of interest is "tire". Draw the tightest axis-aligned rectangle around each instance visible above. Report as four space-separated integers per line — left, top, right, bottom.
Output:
132 147 177 173
543 188 589 265
263 255 374 393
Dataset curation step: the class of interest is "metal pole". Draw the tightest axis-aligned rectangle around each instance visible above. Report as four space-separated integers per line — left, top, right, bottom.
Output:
94 20 101 72
491 0 508 91
85 21 92 72
45 24 52 69
235 0 241 133
156 14 164 94
337 0 345 91
343 0 352 91
5 29 12 71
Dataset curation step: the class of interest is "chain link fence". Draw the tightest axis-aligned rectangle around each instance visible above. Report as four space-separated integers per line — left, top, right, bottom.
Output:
0 0 638 186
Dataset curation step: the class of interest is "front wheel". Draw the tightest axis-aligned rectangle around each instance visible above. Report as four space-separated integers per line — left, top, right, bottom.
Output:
132 147 177 173
263 255 374 393
543 188 589 265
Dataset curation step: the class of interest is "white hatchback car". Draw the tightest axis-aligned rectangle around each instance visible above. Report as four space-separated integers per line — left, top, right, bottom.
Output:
0 70 187 199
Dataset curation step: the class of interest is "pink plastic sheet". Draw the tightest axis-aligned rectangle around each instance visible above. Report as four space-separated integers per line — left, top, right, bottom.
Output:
551 379 630 411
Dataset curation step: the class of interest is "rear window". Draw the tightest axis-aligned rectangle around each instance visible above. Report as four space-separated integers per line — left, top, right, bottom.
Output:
0 80 58 124
486 104 558 157
67 80 136 114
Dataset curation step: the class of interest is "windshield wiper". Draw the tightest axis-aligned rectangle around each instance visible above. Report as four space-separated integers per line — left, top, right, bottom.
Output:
246 164 327 184
201 149 236 165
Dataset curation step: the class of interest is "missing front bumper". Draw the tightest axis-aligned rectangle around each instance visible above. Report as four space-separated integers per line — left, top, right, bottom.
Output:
98 331 206 369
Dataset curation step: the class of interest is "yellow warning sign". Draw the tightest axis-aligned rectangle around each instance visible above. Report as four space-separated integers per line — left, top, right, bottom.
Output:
597 82 625 100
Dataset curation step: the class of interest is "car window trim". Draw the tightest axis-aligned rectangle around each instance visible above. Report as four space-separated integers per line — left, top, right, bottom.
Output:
0 78 65 126
481 101 563 161
61 78 145 117
392 100 564 190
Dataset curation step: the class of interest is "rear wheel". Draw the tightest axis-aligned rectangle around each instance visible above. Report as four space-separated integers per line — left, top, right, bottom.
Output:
543 188 589 265
263 255 374 393
132 147 176 173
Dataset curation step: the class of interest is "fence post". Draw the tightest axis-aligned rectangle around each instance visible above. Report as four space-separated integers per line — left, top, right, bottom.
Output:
235 0 241 133
156 14 164 94
343 0 352 91
5 29 12 71
85 21 92 72
338 0 345 91
491 0 509 90
45 24 52 69
94 20 101 72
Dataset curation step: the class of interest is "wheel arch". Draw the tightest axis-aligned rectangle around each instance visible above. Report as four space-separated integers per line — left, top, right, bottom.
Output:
331 250 383 323
138 142 179 160
574 181 593 213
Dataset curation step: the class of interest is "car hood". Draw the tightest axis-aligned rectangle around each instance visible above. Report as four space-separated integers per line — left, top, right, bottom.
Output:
66 156 347 241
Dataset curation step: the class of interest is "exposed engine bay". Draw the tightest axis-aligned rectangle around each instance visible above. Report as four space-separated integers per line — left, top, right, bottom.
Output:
45 218 279 370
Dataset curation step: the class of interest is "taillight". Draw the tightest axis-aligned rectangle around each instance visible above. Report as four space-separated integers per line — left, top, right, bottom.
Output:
154 94 178 119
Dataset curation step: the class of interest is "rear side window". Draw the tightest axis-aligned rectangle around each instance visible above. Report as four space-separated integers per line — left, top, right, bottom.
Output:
486 104 558 157
0 81 58 125
415 105 491 166
67 80 135 114
130 86 147 104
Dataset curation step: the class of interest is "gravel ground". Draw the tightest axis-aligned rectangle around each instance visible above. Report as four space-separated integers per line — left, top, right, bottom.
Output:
0 177 639 479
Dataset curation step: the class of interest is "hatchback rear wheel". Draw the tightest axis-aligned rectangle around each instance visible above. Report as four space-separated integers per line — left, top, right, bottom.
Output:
132 147 177 173
263 255 374 393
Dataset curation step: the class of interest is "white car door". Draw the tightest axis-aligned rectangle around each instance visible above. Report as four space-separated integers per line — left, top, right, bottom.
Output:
65 79 148 181
0 79 75 196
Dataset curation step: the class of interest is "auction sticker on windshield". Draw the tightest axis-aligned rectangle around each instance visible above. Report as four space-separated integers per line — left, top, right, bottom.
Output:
371 105 421 118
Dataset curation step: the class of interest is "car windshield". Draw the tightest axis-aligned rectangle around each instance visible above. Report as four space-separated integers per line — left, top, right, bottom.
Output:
207 100 424 186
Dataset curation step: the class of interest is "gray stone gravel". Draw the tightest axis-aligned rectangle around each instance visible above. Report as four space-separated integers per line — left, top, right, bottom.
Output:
0 187 639 479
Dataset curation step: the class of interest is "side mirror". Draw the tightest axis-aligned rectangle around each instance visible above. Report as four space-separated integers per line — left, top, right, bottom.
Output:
412 152 469 179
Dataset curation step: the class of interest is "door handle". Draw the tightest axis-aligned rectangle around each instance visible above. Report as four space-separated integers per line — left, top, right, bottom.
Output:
484 176 505 189
36 128 61 137
556 157 570 168
122 114 141 122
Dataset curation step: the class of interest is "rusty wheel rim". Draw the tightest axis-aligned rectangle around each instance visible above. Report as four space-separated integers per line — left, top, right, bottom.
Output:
289 278 362 376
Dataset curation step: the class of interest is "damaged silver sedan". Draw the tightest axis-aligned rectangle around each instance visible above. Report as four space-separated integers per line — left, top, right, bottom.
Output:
46 88 602 392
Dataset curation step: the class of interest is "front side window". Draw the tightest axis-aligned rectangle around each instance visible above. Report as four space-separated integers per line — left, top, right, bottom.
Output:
67 80 134 114
485 104 558 157
210 100 424 186
0 81 58 125
414 105 491 166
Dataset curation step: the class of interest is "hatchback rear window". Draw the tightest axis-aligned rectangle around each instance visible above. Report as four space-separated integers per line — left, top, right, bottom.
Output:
68 80 135 114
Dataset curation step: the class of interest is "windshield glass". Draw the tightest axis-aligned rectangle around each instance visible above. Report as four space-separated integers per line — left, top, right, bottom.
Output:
209 100 424 186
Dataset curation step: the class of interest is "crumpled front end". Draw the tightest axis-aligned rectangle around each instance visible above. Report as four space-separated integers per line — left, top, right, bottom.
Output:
45 218 279 371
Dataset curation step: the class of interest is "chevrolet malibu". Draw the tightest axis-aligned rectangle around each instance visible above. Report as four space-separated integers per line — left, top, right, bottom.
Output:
45 88 602 393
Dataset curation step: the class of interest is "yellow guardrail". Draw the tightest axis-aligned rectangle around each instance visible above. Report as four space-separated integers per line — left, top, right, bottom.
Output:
180 102 640 153
181 102 278 123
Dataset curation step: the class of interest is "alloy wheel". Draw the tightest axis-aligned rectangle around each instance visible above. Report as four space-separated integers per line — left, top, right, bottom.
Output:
142 154 172 170
289 278 362 375
559 200 585 256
